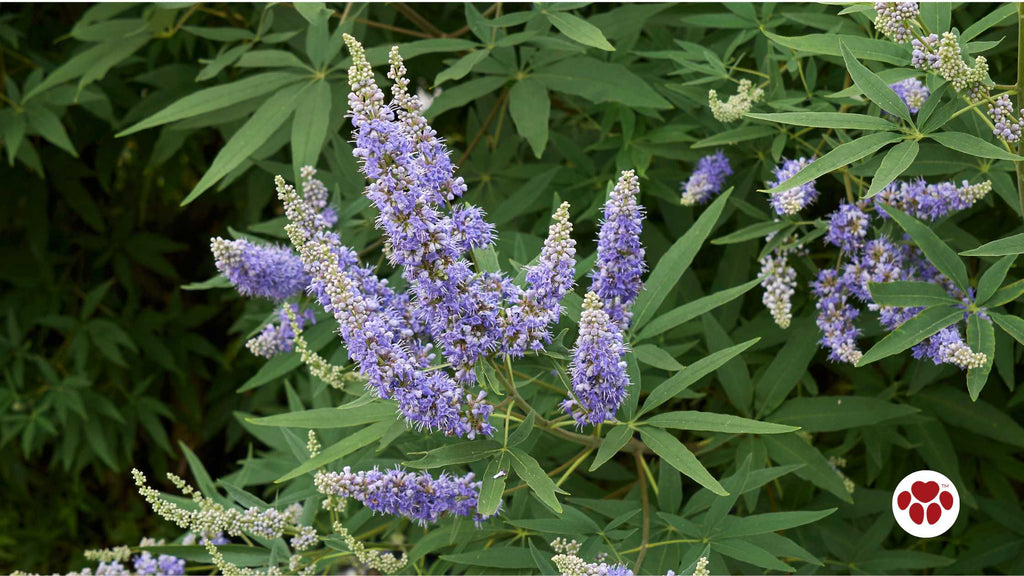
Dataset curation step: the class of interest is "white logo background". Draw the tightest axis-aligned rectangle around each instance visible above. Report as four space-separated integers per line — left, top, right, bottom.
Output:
891 470 960 538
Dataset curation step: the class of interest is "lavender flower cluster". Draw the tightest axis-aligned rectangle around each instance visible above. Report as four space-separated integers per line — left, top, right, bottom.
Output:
889 78 930 114
681 151 732 206
810 179 992 368
210 35 647 438
315 466 490 525
769 157 818 216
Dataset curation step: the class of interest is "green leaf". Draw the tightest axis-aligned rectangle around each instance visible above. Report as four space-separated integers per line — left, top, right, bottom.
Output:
840 39 911 121
640 427 727 496
865 139 918 198
636 278 760 341
990 311 1024 346
745 111 898 131
712 221 790 246
508 410 536 447
509 77 550 158
179 441 224 503
762 434 853 502
867 281 958 308
247 401 396 429
914 387 1024 449
183 25 256 42
236 49 310 69
290 80 332 179
478 454 508 516
713 539 794 572
633 344 685 371
442 548 536 569
509 447 566 513
425 75 507 119
434 49 490 85
632 188 732 328
857 305 962 366
693 125 776 149
405 440 501 469
765 132 902 194
961 2 1016 42
718 509 837 538
764 31 909 65
545 11 615 51
928 131 1024 161
878 204 970 291
25 35 150 102
639 338 759 416
644 411 797 435
118 72 303 137
960 233 1024 257
590 425 633 471
988 279 1024 307
966 314 995 400
754 324 820 417
976 255 1017 305
276 421 391 482
769 396 918 432
184 82 308 205
534 57 671 109
26 106 77 157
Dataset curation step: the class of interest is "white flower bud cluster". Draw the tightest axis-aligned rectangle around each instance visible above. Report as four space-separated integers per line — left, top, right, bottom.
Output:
759 251 798 329
332 522 408 574
709 79 764 122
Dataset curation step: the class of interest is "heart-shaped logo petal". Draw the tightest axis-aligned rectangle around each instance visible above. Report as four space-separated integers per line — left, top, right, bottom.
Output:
911 480 940 503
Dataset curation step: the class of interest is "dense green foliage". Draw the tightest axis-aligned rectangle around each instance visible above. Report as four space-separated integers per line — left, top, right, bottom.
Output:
2 2 1023 575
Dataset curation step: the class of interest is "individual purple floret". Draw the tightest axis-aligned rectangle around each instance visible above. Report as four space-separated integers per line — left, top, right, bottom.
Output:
889 78 929 113
211 237 309 301
874 178 991 221
563 292 630 426
825 203 869 252
681 151 732 206
874 2 919 43
768 157 818 215
591 170 646 327
246 304 316 358
504 202 577 356
314 466 493 526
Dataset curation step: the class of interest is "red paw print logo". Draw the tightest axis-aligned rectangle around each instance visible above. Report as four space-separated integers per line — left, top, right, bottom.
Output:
892 470 960 538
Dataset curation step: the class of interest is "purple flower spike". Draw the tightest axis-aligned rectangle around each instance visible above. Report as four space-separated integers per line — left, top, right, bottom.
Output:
564 292 630 426
315 466 495 526
591 170 646 328
211 238 309 301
